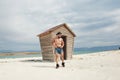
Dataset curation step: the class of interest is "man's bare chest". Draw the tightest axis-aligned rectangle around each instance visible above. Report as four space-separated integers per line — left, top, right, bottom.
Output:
55 38 62 43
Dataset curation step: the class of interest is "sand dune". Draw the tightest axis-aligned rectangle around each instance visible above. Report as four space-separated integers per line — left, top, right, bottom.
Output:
0 50 120 80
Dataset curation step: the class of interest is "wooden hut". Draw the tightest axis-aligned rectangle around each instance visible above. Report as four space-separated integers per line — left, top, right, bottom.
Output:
37 23 76 61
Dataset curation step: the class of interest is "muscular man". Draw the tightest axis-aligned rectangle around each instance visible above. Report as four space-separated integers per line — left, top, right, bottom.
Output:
52 32 65 69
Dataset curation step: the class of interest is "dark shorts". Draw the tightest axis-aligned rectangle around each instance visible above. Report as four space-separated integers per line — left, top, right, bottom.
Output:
55 47 63 54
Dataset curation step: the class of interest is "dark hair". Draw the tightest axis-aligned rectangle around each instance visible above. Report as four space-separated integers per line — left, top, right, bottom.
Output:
56 32 62 35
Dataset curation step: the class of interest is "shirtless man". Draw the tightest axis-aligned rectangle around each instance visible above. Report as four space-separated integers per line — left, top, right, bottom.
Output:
52 32 65 69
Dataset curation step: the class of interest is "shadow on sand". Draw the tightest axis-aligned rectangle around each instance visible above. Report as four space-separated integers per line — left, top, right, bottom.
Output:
20 59 54 63
32 65 55 68
20 59 55 69
21 59 43 62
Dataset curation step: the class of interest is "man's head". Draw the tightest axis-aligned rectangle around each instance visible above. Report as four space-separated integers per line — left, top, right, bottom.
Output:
56 32 62 38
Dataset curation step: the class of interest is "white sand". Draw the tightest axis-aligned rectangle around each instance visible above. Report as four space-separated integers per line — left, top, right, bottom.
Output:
0 50 120 80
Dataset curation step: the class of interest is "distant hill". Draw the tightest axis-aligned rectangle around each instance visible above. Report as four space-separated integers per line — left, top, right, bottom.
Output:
0 50 14 53
74 45 120 52
21 50 40 52
0 50 40 53
0 45 120 53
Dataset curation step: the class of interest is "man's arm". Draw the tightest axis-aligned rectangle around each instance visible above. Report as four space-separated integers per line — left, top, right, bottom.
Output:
61 39 64 48
52 38 56 54
52 38 57 48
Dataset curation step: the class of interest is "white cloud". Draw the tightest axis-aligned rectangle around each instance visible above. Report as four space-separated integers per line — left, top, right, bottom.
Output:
0 0 120 50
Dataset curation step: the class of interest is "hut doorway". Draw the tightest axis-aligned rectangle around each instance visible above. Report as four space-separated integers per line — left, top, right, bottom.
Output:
62 36 67 60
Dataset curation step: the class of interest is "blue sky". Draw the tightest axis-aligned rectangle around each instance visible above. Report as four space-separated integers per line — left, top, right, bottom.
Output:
0 0 120 51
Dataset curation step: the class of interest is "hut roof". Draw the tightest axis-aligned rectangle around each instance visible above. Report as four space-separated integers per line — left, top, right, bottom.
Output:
37 23 76 37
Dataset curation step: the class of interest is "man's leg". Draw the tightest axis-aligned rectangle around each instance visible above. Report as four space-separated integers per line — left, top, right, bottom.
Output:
55 53 60 69
61 52 65 67
55 53 59 64
61 52 64 62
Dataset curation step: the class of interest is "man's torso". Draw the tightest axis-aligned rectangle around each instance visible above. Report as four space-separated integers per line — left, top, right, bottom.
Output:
54 38 63 47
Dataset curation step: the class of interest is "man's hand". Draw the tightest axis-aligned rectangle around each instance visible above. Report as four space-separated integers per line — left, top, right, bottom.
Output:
60 46 63 48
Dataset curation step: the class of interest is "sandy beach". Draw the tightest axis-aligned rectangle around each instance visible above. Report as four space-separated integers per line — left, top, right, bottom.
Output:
0 50 120 80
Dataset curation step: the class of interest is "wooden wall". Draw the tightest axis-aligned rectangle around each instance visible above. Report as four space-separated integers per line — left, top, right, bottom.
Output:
40 34 54 61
